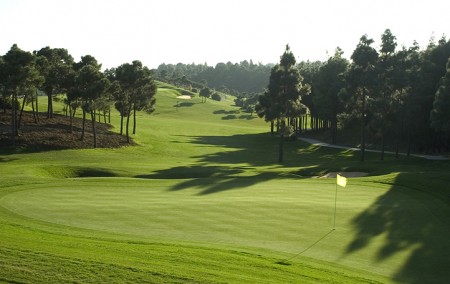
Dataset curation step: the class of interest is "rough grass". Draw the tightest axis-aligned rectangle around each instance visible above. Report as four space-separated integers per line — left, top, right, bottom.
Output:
0 85 449 283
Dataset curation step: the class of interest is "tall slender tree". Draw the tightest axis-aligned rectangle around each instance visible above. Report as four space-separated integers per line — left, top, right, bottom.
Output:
74 56 109 147
257 45 304 163
430 57 450 150
1 44 42 145
34 47 74 118
347 35 379 161
375 29 397 160
314 47 349 144
115 61 157 142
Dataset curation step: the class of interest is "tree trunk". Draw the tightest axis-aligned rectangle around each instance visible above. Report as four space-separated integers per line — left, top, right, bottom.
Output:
69 106 73 133
331 117 337 145
380 128 385 161
298 115 302 134
133 106 137 135
360 89 366 162
47 93 53 118
395 109 404 159
90 109 97 148
81 108 86 141
304 114 308 132
35 90 39 122
279 133 284 163
278 120 285 163
120 114 124 135
31 96 38 124
270 121 274 135
407 125 411 156
120 105 124 135
11 92 17 146
126 104 132 143
2 96 6 113
18 94 27 128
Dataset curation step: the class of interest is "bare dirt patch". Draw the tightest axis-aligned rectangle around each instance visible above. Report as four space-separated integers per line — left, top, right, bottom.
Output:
0 111 135 150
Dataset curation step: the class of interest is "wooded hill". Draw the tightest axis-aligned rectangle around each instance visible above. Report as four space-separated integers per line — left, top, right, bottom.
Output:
1 30 449 158
155 31 450 157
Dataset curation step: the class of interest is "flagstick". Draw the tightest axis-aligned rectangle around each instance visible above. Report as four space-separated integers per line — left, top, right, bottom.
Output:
333 181 338 230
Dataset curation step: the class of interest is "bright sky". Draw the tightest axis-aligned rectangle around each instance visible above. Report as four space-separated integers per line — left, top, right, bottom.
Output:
1 0 448 69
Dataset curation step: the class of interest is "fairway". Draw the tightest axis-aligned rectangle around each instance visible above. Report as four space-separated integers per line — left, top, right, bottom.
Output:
1 84 450 283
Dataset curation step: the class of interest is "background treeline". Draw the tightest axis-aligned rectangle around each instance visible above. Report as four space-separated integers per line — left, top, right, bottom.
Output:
155 31 450 156
298 32 450 158
0 45 157 148
155 61 273 94
2 30 449 155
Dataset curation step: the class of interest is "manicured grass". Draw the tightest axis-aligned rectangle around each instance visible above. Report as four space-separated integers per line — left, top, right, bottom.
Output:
1 85 449 283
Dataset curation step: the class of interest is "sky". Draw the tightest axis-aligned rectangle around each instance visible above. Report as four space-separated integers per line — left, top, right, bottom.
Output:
1 0 449 70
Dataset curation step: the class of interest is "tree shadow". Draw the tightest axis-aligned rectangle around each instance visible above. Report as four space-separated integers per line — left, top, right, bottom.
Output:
187 133 375 171
221 115 237 120
213 110 239 115
174 102 195 108
135 165 282 195
213 110 257 120
345 173 450 283
136 133 375 196
0 157 18 162
238 114 256 120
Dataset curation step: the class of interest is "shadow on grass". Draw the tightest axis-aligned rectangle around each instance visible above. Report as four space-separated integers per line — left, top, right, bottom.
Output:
221 115 237 120
136 165 281 195
174 102 195 107
212 110 256 120
213 110 239 115
346 173 450 283
137 133 375 195
0 157 18 163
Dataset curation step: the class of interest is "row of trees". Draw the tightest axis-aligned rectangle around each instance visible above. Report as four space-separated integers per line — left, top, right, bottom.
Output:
0 45 157 147
155 60 272 94
257 31 450 162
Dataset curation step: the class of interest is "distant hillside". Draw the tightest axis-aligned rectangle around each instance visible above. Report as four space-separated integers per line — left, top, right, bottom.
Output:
154 61 273 94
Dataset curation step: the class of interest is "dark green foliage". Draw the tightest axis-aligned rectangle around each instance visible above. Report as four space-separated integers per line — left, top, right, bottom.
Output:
430 58 450 132
257 45 305 162
113 60 157 140
199 87 211 102
156 60 272 94
35 46 74 118
1 44 42 144
211 92 221 101
312 48 349 144
347 35 379 161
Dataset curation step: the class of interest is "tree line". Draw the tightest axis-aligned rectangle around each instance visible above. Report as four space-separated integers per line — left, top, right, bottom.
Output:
257 30 450 162
0 45 157 148
155 60 272 94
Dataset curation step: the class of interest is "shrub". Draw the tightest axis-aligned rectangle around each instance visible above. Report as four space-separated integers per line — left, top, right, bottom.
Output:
211 92 222 101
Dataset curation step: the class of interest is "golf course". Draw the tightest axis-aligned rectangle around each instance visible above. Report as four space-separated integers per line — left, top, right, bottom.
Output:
0 83 449 283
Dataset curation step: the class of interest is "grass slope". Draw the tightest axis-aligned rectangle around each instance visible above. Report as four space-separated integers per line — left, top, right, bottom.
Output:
1 85 449 283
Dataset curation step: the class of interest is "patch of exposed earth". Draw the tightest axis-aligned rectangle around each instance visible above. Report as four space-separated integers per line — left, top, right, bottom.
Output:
0 111 135 150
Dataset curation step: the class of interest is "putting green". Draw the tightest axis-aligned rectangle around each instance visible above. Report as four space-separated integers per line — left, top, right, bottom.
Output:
1 176 423 279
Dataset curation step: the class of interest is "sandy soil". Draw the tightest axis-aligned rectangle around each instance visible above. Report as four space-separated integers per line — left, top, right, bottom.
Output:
176 95 191 100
